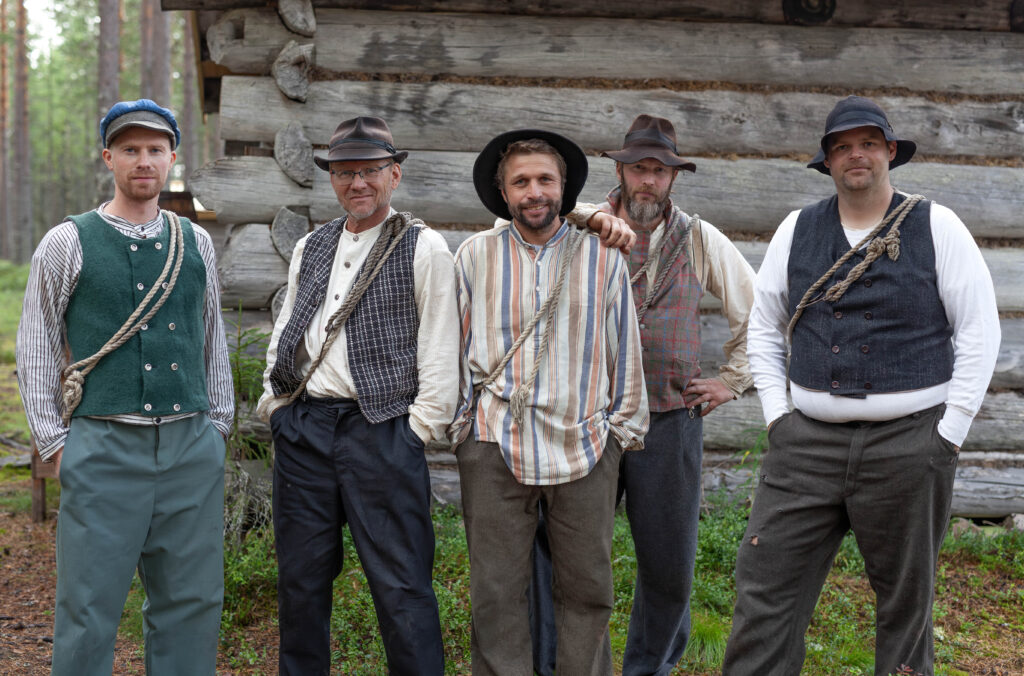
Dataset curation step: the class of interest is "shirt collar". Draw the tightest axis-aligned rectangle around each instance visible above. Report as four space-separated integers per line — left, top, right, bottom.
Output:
508 217 569 251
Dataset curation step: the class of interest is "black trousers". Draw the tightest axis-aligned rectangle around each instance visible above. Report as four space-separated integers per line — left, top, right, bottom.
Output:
271 397 444 676
722 404 958 676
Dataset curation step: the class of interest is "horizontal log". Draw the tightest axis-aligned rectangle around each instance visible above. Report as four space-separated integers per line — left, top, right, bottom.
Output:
217 223 290 308
190 153 1024 238
206 9 1024 95
219 76 1024 160
170 0 1018 32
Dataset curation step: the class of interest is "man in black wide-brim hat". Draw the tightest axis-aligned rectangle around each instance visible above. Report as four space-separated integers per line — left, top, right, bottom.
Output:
723 96 1001 675
449 129 649 675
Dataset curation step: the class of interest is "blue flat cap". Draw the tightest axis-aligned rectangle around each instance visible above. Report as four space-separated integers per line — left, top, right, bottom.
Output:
100 99 180 149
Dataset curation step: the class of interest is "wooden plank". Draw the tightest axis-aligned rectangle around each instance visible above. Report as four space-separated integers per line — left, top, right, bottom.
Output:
169 0 1018 32
190 153 1024 238
217 222 290 309
219 76 1024 160
206 9 1024 95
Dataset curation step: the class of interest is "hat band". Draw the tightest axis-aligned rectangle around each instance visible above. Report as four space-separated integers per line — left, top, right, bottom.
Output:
329 137 397 154
623 128 677 152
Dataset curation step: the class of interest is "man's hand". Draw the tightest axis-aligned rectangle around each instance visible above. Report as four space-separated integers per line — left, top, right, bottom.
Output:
586 211 636 254
52 447 64 480
683 378 736 416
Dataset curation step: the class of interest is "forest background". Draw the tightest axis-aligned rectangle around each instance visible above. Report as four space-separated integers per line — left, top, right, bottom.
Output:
0 0 213 264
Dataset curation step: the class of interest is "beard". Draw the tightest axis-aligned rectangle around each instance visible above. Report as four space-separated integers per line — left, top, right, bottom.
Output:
620 180 671 228
117 173 165 202
509 196 561 233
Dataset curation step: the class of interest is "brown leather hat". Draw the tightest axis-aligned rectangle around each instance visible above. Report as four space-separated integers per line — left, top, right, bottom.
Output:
601 114 696 172
313 116 409 171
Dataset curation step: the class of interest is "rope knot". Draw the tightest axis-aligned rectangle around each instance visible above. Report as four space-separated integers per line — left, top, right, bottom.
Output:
61 371 86 425
509 384 531 425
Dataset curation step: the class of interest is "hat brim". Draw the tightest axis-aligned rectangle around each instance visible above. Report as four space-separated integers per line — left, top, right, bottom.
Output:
807 136 916 175
473 129 588 221
600 146 696 173
314 146 409 171
105 118 177 149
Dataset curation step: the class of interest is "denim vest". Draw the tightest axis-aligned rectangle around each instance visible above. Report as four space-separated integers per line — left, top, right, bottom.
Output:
787 194 953 396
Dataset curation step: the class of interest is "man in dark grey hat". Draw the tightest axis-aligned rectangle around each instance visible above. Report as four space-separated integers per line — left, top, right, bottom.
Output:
17 98 232 674
449 129 649 675
528 113 757 676
257 115 458 675
722 95 1000 675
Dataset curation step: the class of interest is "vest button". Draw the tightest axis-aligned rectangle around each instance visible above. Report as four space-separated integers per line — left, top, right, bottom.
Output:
831 345 840 354
171 363 179 371
155 242 162 250
144 363 152 371
864 382 872 390
144 403 153 411
830 380 840 389
141 323 148 331
137 282 144 290
130 243 138 252
863 279 873 287
161 282 168 289
168 322 175 330
861 345 869 353
864 312 872 320
639 323 646 330
833 311 842 319
173 404 181 412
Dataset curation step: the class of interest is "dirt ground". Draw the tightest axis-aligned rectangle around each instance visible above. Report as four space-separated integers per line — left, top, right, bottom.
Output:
2 484 1022 675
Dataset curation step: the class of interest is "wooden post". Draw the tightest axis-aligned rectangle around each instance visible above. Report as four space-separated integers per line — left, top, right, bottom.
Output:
30 441 57 522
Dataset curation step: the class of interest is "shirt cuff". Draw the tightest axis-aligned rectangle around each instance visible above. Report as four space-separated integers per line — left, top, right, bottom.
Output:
938 405 974 448
37 434 67 462
609 424 643 451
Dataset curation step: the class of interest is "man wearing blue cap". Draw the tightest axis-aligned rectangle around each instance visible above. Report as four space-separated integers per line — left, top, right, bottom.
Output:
16 99 232 674
722 96 1000 675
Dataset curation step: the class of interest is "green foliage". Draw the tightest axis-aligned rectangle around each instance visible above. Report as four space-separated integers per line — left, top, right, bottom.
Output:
943 525 1024 578
223 306 271 461
0 262 29 364
222 529 279 630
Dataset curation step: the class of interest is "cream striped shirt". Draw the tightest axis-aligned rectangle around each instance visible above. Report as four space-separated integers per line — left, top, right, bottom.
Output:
450 220 648 485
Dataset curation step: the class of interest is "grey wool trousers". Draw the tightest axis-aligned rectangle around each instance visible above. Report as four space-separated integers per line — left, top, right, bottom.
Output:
722 404 958 676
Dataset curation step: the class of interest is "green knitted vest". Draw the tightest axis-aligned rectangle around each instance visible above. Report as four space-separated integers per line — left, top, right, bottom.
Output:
64 211 208 418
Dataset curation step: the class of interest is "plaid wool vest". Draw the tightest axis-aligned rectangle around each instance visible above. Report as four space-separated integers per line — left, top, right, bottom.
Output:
270 213 422 422
622 198 704 411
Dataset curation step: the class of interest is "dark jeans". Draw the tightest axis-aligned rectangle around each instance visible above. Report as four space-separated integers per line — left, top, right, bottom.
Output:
457 436 622 676
531 409 703 676
271 398 444 676
722 405 958 676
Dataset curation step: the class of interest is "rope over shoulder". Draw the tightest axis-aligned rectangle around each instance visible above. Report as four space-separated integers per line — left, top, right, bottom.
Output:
61 210 186 424
785 193 924 363
282 211 418 405
630 212 698 323
477 226 588 425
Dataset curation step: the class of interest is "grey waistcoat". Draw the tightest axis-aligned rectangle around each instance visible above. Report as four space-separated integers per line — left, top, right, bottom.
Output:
787 194 953 396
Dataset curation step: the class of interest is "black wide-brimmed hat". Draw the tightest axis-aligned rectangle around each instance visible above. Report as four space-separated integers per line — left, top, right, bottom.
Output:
313 116 409 171
808 96 916 175
601 114 696 172
473 129 588 221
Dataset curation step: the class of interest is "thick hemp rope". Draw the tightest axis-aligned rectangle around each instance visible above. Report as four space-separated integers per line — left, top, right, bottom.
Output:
283 212 416 405
785 193 924 354
630 213 699 323
477 226 587 424
61 210 186 424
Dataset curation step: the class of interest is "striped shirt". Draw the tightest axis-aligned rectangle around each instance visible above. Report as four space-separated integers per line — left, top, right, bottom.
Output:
16 205 234 461
450 220 648 486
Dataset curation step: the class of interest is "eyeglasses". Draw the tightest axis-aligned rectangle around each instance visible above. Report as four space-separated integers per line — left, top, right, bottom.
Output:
329 162 394 185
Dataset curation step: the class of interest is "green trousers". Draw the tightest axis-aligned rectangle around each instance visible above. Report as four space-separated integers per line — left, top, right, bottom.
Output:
52 415 225 676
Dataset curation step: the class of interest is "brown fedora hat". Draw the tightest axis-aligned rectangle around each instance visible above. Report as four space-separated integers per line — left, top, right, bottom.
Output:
601 114 696 172
313 116 409 171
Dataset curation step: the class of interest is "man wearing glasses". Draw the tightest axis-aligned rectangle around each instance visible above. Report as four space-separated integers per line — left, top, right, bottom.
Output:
257 116 459 675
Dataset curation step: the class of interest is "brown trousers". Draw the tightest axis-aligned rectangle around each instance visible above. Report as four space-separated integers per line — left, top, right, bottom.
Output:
457 436 622 676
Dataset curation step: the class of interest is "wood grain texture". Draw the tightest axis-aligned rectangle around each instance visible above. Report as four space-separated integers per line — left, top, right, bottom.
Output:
206 9 1024 95
219 76 1024 159
190 153 1024 238
168 0 1017 32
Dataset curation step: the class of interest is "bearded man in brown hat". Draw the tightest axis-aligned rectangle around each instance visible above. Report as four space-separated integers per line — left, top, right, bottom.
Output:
526 113 757 676
723 96 1000 675
257 116 458 675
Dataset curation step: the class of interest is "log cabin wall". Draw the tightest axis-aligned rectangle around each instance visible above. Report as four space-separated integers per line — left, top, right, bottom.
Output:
174 0 1024 514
